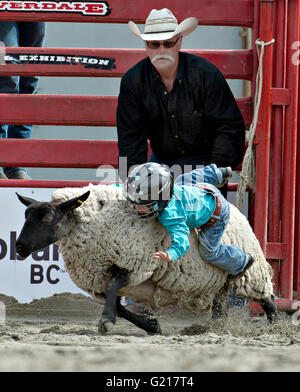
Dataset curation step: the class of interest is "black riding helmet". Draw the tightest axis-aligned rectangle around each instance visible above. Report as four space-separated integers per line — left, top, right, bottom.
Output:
124 162 174 220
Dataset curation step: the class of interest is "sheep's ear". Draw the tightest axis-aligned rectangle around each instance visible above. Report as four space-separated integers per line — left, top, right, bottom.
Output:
16 193 39 207
59 191 90 213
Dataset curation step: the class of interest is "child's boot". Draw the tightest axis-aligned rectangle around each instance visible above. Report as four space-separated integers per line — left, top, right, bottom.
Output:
217 166 232 188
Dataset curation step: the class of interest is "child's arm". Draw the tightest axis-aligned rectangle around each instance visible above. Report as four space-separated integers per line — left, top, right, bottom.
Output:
154 194 190 263
153 220 190 262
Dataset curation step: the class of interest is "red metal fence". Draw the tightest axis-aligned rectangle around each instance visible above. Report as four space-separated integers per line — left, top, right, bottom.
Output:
0 1 254 183
252 0 300 312
0 0 299 310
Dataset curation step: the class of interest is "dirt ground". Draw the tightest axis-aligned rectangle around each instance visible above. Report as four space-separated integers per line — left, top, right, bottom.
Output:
0 293 300 372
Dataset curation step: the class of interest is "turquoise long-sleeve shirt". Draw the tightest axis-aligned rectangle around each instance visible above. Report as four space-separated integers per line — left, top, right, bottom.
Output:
157 185 216 262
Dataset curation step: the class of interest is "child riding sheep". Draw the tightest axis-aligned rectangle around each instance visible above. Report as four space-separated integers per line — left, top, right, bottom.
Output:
124 163 254 280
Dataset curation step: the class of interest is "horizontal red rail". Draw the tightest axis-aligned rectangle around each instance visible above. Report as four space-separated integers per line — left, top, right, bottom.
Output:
251 299 299 315
0 48 253 80
0 139 247 170
0 95 253 127
0 139 119 168
0 95 116 126
0 179 243 190
0 0 254 27
0 179 104 188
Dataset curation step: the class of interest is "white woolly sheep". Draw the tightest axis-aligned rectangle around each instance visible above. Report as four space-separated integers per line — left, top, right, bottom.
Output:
16 183 277 334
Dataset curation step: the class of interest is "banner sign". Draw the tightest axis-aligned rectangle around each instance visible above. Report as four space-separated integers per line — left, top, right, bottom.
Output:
0 1 111 16
0 188 86 303
4 53 116 70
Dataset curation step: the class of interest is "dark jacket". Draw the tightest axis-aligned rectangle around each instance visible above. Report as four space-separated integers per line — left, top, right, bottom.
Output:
117 52 245 175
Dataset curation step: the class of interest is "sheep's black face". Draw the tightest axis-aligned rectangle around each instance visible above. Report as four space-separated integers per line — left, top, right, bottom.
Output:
16 203 64 258
16 191 90 258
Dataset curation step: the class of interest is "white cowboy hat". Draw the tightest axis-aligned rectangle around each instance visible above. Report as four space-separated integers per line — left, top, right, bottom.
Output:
128 8 198 41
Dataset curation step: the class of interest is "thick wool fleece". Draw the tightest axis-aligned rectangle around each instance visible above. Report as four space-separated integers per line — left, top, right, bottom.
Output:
51 184 274 313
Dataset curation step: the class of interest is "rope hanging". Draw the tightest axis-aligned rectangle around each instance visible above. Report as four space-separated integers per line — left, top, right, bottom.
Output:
236 38 275 211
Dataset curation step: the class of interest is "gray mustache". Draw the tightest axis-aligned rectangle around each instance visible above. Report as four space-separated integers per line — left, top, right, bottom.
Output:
151 54 175 63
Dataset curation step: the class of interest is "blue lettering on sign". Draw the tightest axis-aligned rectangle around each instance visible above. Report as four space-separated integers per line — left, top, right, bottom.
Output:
0 231 62 285
0 231 59 261
31 264 61 284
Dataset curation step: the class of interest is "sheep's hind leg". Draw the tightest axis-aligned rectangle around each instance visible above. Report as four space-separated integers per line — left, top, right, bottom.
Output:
257 295 278 323
116 296 162 335
211 286 229 320
98 266 130 334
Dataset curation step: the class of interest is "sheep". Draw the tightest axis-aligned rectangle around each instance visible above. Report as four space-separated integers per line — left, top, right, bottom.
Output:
15 183 277 334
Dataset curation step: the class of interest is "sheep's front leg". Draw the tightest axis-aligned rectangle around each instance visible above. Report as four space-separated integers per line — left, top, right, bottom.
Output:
116 296 161 335
98 267 129 334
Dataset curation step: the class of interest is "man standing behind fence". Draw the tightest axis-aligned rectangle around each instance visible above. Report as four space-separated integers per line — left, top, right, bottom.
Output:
0 22 46 179
117 8 246 311
117 8 245 197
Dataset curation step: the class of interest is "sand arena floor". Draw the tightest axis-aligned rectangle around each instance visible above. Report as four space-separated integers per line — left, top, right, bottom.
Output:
0 293 300 372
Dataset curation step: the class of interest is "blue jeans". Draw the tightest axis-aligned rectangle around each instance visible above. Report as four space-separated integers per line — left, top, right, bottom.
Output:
0 22 46 175
174 163 224 187
149 151 228 198
149 151 210 174
198 189 248 275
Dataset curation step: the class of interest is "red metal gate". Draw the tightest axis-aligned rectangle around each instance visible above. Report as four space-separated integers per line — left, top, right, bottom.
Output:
0 0 299 310
252 0 300 312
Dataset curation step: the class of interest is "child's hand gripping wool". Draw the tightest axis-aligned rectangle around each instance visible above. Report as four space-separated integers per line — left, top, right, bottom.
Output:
153 251 172 262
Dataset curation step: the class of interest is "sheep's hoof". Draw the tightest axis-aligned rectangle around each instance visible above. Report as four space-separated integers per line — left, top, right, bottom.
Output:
146 319 162 335
98 320 114 335
147 329 162 336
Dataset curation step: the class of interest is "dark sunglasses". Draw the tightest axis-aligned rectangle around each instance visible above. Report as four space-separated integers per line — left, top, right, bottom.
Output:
146 37 180 49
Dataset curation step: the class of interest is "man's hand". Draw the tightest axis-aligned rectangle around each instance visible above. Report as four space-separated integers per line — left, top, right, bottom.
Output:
153 251 172 262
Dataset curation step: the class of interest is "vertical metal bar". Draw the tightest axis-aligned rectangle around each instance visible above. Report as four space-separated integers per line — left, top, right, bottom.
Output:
280 0 300 299
296 74 300 300
248 0 261 230
268 0 287 293
251 0 260 100
249 0 274 318
253 0 275 254
293 0 300 301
